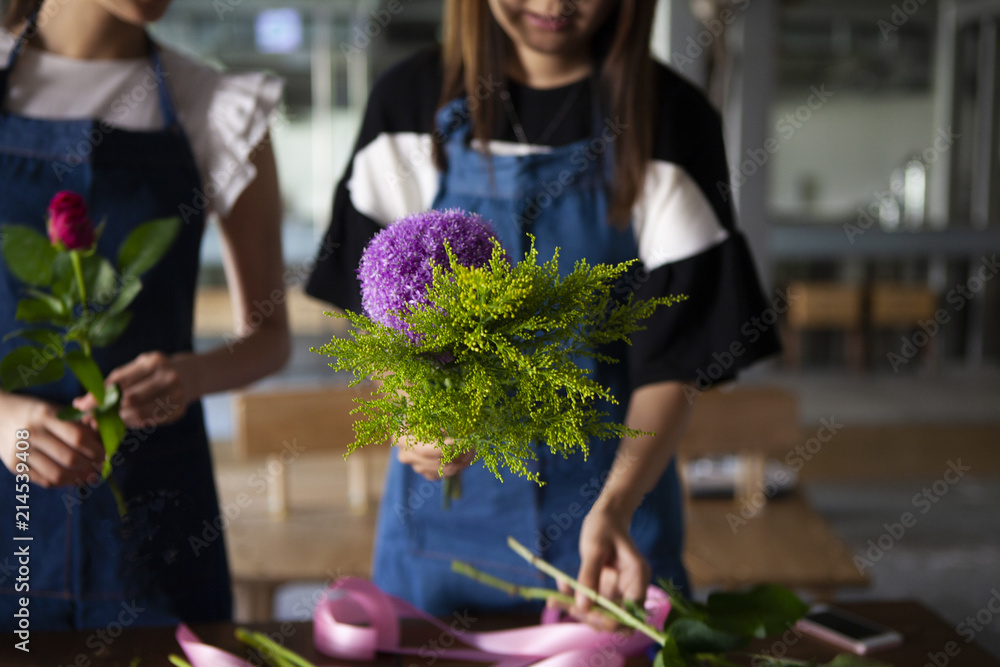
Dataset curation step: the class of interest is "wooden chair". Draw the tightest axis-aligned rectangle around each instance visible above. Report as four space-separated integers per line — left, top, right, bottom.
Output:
232 385 379 517
222 384 387 621
782 281 865 372
678 386 869 596
869 283 939 370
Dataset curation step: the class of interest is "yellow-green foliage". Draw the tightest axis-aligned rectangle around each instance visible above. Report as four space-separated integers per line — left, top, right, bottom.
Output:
314 238 686 483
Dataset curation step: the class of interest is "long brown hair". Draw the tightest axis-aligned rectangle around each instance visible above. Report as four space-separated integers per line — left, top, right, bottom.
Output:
2 0 40 29
435 0 656 228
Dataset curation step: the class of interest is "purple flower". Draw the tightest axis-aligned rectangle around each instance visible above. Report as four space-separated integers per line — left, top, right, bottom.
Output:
359 209 501 340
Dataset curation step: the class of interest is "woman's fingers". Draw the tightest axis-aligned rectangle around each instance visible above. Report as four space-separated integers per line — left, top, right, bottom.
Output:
44 417 105 463
396 440 473 480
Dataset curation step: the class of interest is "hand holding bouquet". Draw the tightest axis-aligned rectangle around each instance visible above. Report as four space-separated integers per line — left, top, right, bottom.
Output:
315 209 686 504
1 191 180 512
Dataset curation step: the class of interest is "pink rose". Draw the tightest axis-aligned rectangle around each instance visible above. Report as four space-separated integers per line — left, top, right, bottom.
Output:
47 191 95 250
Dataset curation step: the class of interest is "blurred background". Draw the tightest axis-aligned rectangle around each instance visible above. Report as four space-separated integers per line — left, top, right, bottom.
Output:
146 0 998 659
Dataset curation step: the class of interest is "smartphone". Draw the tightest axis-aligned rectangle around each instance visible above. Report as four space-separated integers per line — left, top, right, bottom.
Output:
796 605 903 655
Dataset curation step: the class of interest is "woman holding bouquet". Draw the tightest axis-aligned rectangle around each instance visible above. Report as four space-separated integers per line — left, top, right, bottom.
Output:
307 0 780 625
0 0 289 630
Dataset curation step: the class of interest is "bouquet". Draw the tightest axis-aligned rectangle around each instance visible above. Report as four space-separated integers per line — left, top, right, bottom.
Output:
314 208 686 506
1 191 180 512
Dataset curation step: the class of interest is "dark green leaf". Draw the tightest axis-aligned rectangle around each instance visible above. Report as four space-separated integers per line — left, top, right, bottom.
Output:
64 349 106 405
118 217 181 277
2 328 62 351
15 295 67 323
1 225 56 286
95 410 126 480
668 618 748 654
109 275 142 315
706 585 809 639
51 252 75 305
654 635 688 667
98 383 121 412
80 254 119 307
57 406 85 421
0 346 65 391
89 311 133 347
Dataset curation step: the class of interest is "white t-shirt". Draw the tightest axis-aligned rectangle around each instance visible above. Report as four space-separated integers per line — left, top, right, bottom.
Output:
0 30 283 219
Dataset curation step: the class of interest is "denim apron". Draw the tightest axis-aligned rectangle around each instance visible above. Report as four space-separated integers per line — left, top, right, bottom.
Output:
372 95 689 615
0 16 231 630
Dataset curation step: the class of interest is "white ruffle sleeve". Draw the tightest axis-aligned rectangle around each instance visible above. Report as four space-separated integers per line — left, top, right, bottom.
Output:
164 49 284 219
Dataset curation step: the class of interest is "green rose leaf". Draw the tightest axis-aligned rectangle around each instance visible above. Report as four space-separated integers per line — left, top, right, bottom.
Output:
64 349 106 406
653 634 688 667
15 295 69 324
705 585 809 639
109 275 143 315
2 328 62 351
51 252 76 307
95 409 126 480
1 225 57 286
80 254 119 308
89 311 133 347
57 406 86 421
667 618 748 654
0 345 65 392
118 217 181 277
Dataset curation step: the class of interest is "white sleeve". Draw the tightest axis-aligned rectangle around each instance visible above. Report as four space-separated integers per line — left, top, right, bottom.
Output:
165 49 284 219
631 160 730 270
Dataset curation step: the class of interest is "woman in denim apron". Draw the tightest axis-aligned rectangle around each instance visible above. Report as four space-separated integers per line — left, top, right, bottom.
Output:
307 0 780 623
0 1 289 630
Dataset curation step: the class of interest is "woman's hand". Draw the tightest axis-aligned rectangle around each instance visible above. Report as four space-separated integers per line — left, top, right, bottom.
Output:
72 351 197 429
552 503 651 631
0 392 105 488
395 436 473 481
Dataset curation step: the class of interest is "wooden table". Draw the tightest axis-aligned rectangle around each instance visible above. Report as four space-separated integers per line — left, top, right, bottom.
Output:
3 601 996 666
685 494 869 597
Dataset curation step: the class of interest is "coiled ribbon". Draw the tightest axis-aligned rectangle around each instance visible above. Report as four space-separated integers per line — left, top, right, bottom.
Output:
177 577 670 667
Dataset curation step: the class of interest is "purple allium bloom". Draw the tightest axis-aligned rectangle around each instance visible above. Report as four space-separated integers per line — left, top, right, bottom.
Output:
359 209 501 339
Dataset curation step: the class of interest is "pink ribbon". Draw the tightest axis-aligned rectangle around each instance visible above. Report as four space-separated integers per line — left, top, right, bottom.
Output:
176 577 670 667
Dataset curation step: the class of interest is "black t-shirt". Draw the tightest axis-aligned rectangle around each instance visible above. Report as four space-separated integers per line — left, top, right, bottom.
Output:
306 47 780 390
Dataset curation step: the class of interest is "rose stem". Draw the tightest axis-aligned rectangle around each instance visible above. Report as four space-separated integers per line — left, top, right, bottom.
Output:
506 536 668 645
167 656 193 667
450 561 624 625
235 628 314 667
69 250 91 356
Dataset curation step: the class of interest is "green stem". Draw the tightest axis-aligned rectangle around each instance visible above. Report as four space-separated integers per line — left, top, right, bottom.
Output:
506 536 668 645
69 250 91 356
451 560 624 625
236 628 315 667
108 478 127 517
167 656 193 667
442 473 462 509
